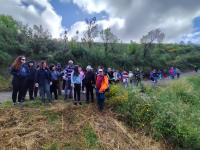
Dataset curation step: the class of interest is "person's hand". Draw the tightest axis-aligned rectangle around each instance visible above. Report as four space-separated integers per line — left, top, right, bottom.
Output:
71 84 74 88
50 82 53 85
35 83 39 87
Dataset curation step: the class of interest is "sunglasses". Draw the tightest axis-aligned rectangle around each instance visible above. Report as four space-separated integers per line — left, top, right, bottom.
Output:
21 59 26 61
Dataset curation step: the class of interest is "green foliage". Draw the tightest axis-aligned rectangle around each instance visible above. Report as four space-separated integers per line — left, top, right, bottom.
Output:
0 101 13 108
0 75 11 91
106 84 128 108
42 110 60 124
44 143 58 150
1 15 200 72
82 124 101 149
23 99 43 108
109 75 200 149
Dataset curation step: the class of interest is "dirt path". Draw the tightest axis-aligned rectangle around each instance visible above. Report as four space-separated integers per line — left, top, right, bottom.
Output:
0 92 11 103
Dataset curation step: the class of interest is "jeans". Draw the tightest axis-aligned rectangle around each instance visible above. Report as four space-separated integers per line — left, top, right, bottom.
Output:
65 80 72 98
96 89 105 111
39 82 51 103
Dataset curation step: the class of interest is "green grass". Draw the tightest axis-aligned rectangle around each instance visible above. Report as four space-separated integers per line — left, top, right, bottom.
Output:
41 110 60 124
108 75 200 149
23 99 43 108
0 100 13 108
0 75 11 91
82 124 102 149
44 143 58 150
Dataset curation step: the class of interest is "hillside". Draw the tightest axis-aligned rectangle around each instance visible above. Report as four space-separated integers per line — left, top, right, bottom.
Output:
0 100 166 150
1 15 200 72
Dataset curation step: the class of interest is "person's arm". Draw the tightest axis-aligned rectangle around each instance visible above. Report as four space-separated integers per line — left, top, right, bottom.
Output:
10 67 19 76
71 72 74 84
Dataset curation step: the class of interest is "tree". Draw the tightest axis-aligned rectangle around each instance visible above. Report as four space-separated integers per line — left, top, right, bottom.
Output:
82 17 98 48
140 28 165 58
100 28 118 53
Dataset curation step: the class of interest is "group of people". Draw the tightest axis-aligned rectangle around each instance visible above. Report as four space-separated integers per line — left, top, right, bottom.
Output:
9 55 199 111
10 56 109 112
150 67 182 85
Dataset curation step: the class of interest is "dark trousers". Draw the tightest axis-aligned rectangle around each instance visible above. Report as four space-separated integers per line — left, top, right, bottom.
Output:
50 80 58 100
96 89 105 112
86 85 94 103
34 86 38 98
24 79 35 100
12 78 26 103
74 84 81 102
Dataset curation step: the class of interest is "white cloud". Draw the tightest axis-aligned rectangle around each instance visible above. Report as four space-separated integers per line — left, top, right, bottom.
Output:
66 0 200 42
0 0 64 38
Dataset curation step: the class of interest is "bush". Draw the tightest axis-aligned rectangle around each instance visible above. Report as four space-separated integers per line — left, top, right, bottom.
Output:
106 84 128 109
109 76 200 149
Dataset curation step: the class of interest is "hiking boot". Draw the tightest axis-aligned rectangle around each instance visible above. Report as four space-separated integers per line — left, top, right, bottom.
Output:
74 102 77 106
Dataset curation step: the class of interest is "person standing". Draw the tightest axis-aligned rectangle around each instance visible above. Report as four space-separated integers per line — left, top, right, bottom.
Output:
10 56 29 105
24 61 36 101
96 69 109 112
35 61 52 103
85 65 96 103
63 60 74 100
56 63 63 95
50 64 60 100
34 64 40 98
71 65 82 105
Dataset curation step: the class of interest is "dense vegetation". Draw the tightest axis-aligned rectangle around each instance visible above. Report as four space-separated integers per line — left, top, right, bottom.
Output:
0 15 200 72
107 75 200 149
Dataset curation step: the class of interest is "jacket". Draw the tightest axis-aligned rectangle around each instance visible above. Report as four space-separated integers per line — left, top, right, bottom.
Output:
71 72 82 84
96 75 109 93
85 71 95 86
36 68 51 85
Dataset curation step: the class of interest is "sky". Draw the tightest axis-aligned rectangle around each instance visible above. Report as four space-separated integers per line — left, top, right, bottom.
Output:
0 0 200 43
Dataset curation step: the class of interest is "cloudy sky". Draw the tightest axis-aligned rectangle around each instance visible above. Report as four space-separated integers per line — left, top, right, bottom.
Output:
0 0 200 43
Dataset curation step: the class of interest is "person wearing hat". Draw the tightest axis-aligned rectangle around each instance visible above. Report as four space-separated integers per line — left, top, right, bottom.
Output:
85 65 96 103
96 68 109 112
63 60 74 100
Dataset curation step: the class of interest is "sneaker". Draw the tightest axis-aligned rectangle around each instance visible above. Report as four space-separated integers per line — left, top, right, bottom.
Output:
13 102 16 106
74 102 77 106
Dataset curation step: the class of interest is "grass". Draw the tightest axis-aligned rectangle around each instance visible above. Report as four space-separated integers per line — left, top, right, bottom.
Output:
0 75 11 91
41 110 61 124
0 100 13 108
82 124 102 149
107 74 200 149
44 143 58 150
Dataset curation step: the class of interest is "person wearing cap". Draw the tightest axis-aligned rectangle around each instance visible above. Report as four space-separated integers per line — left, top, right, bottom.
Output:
85 65 96 103
63 60 74 100
96 68 109 112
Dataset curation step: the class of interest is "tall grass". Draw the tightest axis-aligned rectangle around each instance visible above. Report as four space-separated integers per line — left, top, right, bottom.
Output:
107 75 200 149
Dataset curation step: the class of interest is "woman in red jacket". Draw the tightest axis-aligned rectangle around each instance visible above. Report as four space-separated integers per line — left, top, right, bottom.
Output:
96 68 109 112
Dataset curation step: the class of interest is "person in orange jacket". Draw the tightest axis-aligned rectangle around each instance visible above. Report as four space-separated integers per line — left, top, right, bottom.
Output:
96 68 109 112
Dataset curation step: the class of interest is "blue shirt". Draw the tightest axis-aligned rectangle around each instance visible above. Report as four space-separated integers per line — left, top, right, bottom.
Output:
71 72 81 84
